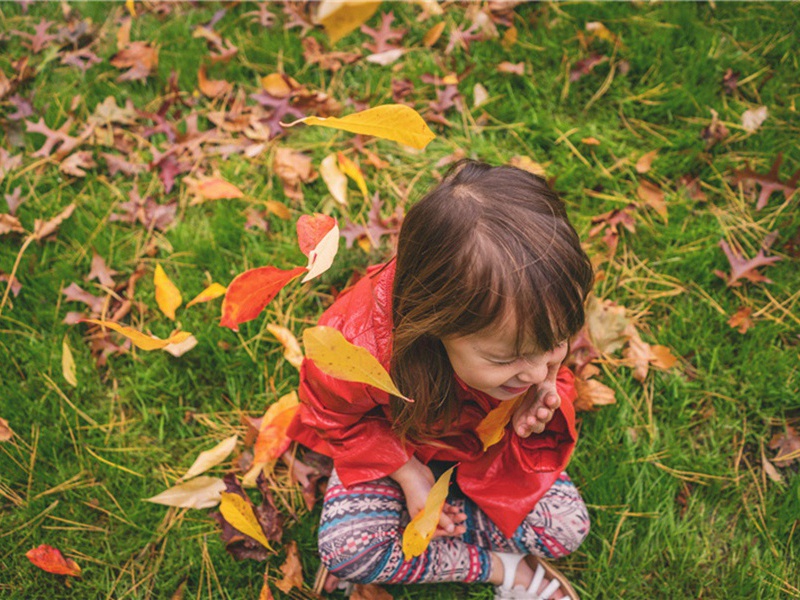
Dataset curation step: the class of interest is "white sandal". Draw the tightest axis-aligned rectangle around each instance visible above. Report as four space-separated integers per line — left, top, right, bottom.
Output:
494 552 579 600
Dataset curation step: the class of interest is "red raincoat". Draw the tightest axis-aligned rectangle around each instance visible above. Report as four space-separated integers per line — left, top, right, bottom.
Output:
286 260 578 538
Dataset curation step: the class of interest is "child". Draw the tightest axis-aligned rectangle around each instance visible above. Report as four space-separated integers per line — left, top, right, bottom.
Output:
287 160 594 599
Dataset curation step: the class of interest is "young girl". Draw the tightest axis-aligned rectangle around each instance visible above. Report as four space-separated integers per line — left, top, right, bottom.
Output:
287 160 594 599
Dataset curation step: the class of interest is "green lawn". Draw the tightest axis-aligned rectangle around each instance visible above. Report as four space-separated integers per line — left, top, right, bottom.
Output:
1 2 798 599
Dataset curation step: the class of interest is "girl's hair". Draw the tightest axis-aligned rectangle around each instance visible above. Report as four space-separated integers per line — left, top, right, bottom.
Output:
390 160 593 442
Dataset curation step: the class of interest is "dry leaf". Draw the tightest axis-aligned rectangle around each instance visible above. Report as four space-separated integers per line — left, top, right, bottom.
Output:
716 237 781 287
198 65 232 98
260 73 293 98
770 425 800 467
254 394 299 464
186 176 244 205
0 417 14 442
273 148 316 202
573 368 617 411
351 584 394 600
275 540 303 593
299 218 339 283
62 336 77 387
144 476 226 509
509 155 547 177
585 295 630 355
473 83 489 108
635 150 658 174
762 451 783 484
59 152 96 178
497 61 524 75
154 264 182 320
33 203 76 240
283 104 436 150
265 200 291 220
423 22 446 47
186 283 227 308
26 545 82 577
741 106 768 133
402 466 454 560
320 154 348 206
303 326 410 401
727 307 753 333
0 214 25 236
182 435 238 481
164 334 198 357
266 324 304 369
581 137 601 146
315 0 381 44
637 179 667 221
82 319 192 351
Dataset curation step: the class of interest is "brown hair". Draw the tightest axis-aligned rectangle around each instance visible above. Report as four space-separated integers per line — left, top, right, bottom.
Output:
390 160 593 442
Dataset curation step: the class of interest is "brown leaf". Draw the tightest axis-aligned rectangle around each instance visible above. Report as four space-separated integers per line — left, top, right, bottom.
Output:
727 306 753 334
585 295 630 355
762 452 783 485
445 21 483 55
34 203 76 240
11 19 57 54
111 41 159 81
273 148 316 202
722 68 739 94
301 37 362 73
623 324 677 382
588 204 636 255
275 541 303 593
715 237 781 287
574 369 617 411
701 109 729 148
0 272 22 298
60 152 96 178
0 214 25 236
635 150 658 174
85 253 118 288
769 425 800 467
570 54 608 82
731 153 799 211
101 153 146 177
361 11 406 54
351 584 394 600
198 65 232 98
63 282 105 313
0 417 14 442
497 61 525 75
636 179 667 221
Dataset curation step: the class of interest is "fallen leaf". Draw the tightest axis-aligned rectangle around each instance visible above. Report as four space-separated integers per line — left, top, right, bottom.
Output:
570 54 608 82
365 48 406 66
144 476 226 509
445 21 483 54
26 545 82 577
0 214 25 236
34 203 76 240
701 108 729 147
298 216 339 283
351 584 394 600
186 176 244 205
186 283 227 308
5 187 25 215
573 366 617 411
275 540 303 593
727 307 753 334
320 154 348 206
198 65 232 98
0 417 14 442
762 450 783 485
315 0 381 44
473 83 490 108
273 148 316 202
154 264 182 320
82 319 192 351
62 336 77 387
585 295 630 355
497 61 524 75
111 40 158 81
0 272 22 298
635 150 658 174
220 266 307 331
182 435 238 481
163 334 198 357
219 492 272 550
623 325 677 382
303 326 410 401
509 155 548 177
769 425 800 467
265 200 291 220
423 21 446 47
716 237 782 287
85 253 118 288
361 10 406 53
475 394 525 450
586 21 621 46
283 104 436 150
301 37 362 72
636 179 667 221
741 106 768 133
581 137 601 146
267 324 304 369
254 393 300 464
402 466 454 560
63 282 105 313
731 154 799 211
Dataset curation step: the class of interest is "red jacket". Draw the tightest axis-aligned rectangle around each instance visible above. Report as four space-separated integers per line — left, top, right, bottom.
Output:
286 260 578 538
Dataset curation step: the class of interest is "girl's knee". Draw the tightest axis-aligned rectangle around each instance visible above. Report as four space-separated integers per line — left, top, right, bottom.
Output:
318 531 396 582
517 485 591 558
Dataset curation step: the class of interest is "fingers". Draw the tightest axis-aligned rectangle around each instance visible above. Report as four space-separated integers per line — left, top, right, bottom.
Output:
515 390 561 437
433 504 467 537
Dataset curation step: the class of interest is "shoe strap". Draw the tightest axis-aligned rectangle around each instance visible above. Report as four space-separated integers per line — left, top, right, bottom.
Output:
495 552 527 591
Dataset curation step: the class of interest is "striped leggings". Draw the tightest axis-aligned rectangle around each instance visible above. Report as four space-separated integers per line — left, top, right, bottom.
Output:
318 468 589 584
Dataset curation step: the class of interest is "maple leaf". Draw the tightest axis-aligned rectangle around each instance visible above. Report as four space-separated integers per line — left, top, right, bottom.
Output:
11 19 58 54
0 149 23 183
715 236 782 287
250 90 306 139
60 152 96 178
110 186 177 232
211 473 284 561
302 37 362 73
63 282 106 314
588 204 637 255
5 187 24 215
570 54 608 82
61 48 102 73
427 83 463 127
150 152 191 193
341 193 403 250
573 364 617 411
34 203 76 240
727 306 753 334
101 153 146 177
731 154 799 211
111 41 159 82
86 253 118 288
445 21 484 55
282 2 315 36
361 11 407 54
7 94 34 121
245 4 276 28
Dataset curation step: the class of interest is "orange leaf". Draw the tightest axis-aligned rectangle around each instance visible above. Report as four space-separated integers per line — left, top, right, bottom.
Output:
637 179 667 222
727 306 753 334
265 200 291 220
186 283 227 308
82 319 192 351
186 176 244 204
26 544 82 577
260 73 293 98
297 214 337 257
297 215 339 283
337 152 368 197
220 266 307 331
154 263 182 320
275 540 303 593
475 395 525 451
635 149 658 174
581 137 601 146
402 466 454 560
254 404 299 464
198 65 232 98
573 367 617 411
423 22 446 48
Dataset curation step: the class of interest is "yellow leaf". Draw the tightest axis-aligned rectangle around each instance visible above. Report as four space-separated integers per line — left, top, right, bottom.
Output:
154 264 182 320
219 492 272 549
315 0 381 44
125 0 136 17
265 200 291 220
402 466 454 560
303 326 411 401
62 336 77 388
337 152 368 198
186 283 227 308
266 325 304 369
475 395 525 451
423 22 446 48
83 319 192 351
320 154 348 206
260 73 293 98
181 434 238 481
284 105 436 150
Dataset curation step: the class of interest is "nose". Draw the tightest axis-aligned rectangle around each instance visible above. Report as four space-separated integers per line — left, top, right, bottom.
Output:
516 361 548 385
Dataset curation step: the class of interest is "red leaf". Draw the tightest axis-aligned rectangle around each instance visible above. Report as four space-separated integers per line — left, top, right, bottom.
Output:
220 266 306 331
297 214 336 257
11 19 58 54
570 54 608 82
26 544 82 577
731 154 799 211
717 237 781 287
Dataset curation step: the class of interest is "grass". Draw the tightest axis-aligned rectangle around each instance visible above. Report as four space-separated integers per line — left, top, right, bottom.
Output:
1 1 799 599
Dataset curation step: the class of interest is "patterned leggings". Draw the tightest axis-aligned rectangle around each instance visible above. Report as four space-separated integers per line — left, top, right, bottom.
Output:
318 469 589 584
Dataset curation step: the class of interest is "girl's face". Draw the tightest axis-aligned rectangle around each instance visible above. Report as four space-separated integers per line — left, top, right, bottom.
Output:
441 319 568 401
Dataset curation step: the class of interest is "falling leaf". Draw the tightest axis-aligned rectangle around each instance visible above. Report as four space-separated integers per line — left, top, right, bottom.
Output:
315 0 381 44
283 105 436 150
635 150 658 174
26 545 82 577
154 264 182 320
219 492 272 550
275 540 303 593
62 337 77 387
82 319 192 351
144 476 226 509
33 203 76 241
636 179 667 221
164 334 198 357
475 394 525 451
320 154 348 206
727 307 753 334
298 216 339 283
402 466 454 560
186 176 244 205
220 266 307 331
187 283 227 308
303 326 410 400
198 65 232 98
715 238 782 287
0 417 14 442
741 106 768 133
424 21 446 47
181 435 238 481
337 152 369 197
267 325 304 369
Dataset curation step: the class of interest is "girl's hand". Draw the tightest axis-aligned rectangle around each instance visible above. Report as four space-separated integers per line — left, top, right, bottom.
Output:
389 457 467 538
512 366 561 438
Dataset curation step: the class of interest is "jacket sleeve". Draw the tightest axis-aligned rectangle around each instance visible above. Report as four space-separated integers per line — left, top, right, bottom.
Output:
293 358 414 486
